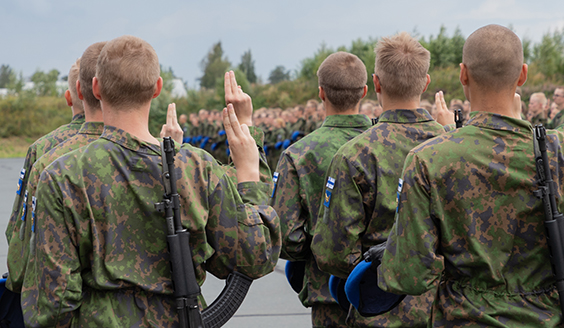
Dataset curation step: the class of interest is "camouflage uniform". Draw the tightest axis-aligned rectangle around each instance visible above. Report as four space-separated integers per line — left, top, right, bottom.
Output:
529 113 548 126
271 114 373 327
378 112 563 327
6 113 85 245
311 109 448 327
6 121 104 293
549 110 564 129
21 126 281 327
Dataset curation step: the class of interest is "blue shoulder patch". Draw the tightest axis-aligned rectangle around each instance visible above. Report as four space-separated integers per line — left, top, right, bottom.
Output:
271 172 279 198
323 177 336 208
16 168 25 196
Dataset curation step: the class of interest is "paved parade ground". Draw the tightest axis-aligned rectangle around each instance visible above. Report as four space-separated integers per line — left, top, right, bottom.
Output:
0 157 310 327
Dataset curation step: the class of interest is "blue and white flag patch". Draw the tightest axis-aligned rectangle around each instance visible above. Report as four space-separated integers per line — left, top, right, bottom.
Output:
21 190 28 222
31 196 37 232
16 167 26 195
271 172 279 198
396 179 403 214
323 177 336 208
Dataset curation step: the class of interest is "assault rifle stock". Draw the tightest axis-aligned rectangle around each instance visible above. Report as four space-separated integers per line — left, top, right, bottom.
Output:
533 125 564 314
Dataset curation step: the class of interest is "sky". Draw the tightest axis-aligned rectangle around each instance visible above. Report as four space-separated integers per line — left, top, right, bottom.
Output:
1 0 563 89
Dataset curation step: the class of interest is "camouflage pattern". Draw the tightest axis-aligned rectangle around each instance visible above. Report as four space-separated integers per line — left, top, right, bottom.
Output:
311 108 448 327
21 126 281 327
378 112 563 327
6 113 85 245
529 113 548 126
311 303 348 328
6 121 104 293
549 110 564 129
271 114 372 323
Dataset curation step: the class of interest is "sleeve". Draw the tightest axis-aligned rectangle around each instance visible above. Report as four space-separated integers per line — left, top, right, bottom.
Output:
204 171 281 280
5 146 36 244
377 152 444 295
311 154 368 279
271 151 310 261
21 170 82 328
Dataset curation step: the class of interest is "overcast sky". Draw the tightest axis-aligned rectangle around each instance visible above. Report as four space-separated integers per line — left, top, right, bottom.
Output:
1 0 563 89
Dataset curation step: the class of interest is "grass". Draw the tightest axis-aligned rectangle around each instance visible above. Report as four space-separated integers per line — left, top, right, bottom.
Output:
0 136 35 158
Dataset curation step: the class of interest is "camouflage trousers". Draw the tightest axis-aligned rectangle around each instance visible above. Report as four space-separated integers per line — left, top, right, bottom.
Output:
311 303 348 328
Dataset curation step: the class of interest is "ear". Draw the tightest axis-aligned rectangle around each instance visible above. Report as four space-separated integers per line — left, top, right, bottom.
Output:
152 77 163 99
361 85 368 99
64 89 73 107
517 63 528 87
76 80 84 100
373 74 381 93
459 63 469 86
422 74 431 92
92 77 102 100
318 86 326 102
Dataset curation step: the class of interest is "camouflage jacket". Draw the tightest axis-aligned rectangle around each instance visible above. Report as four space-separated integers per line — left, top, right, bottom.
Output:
549 110 564 130
21 126 281 328
311 108 448 327
6 122 104 293
379 112 563 327
271 114 372 307
6 113 85 245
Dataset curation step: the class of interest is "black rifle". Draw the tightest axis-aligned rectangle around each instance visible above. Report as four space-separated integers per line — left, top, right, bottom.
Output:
533 125 564 314
454 108 463 128
155 137 253 328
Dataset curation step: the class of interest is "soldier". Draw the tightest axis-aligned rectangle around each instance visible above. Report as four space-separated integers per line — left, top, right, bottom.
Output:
21 35 280 327
527 92 549 125
271 52 372 327
6 60 86 249
311 32 453 327
377 24 563 327
551 87 564 128
6 42 107 295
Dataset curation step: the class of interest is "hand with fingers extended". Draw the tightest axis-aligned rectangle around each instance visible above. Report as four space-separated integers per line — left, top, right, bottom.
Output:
223 103 259 182
512 93 522 120
435 91 455 126
224 71 253 126
159 103 183 144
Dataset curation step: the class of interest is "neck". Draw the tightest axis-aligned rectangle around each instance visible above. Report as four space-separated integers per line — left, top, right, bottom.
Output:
84 104 104 122
71 108 84 118
379 93 420 111
101 102 159 145
324 102 360 116
466 86 516 117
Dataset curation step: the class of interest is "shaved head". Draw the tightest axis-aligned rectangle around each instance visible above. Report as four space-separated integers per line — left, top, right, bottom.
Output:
463 25 523 92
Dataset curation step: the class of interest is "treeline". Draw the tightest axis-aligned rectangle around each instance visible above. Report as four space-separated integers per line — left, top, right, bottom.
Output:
1 26 563 138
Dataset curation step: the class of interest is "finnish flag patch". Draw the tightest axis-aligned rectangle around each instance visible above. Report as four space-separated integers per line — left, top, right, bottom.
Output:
271 172 279 198
16 168 26 196
31 196 37 232
396 179 403 214
323 177 336 208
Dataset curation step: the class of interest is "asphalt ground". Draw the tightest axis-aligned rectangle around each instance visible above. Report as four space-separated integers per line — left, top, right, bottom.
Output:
0 157 311 327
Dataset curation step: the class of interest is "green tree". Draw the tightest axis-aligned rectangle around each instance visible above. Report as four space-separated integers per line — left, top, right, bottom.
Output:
298 42 333 81
31 69 60 96
199 42 231 89
238 49 257 84
420 26 465 69
0 65 14 88
269 66 291 84
531 28 564 79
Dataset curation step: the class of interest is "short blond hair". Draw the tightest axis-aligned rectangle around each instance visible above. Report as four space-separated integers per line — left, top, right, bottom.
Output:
96 35 160 109
68 58 83 112
374 32 430 100
80 42 106 110
317 52 367 111
530 92 548 106
463 25 523 92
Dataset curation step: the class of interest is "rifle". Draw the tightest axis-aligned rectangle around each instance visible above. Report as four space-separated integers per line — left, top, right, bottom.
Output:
533 125 564 314
454 108 463 128
155 137 253 328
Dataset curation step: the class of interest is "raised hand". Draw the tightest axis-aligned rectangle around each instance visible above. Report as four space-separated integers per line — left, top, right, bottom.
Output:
159 103 183 144
435 91 455 126
222 103 259 182
224 71 253 127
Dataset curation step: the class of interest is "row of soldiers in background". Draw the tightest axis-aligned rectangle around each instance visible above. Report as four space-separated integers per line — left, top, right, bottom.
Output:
179 99 384 168
178 86 564 169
